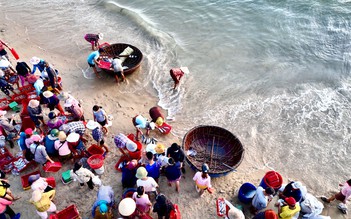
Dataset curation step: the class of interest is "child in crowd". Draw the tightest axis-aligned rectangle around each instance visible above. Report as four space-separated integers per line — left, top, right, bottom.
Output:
92 105 108 134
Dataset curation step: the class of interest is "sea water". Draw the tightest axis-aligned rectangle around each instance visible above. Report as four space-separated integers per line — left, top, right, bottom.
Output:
2 0 351 192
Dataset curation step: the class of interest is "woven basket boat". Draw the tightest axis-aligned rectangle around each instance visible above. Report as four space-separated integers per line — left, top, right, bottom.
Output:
182 125 244 177
99 43 143 75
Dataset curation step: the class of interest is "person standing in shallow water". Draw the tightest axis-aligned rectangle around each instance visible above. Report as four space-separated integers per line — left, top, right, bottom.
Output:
84 33 103 51
87 48 103 78
170 67 189 90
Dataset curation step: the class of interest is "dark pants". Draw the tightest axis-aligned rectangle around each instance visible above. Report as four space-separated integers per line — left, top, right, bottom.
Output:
0 206 16 219
80 177 94 190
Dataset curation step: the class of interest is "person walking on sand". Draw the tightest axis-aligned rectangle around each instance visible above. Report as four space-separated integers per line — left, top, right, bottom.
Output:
30 189 57 219
132 186 152 214
70 161 96 190
136 167 159 198
87 48 103 78
167 143 186 173
170 67 189 90
193 163 213 196
165 158 182 193
84 33 103 50
321 178 351 214
93 105 108 134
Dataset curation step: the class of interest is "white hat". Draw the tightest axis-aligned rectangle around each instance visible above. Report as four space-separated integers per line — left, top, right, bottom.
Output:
0 69 4 77
64 99 73 107
86 120 99 130
146 143 156 154
43 91 54 98
180 67 190 74
0 59 10 68
118 198 136 216
30 57 41 65
126 140 137 152
0 110 6 117
28 99 40 108
98 33 104 40
66 132 80 143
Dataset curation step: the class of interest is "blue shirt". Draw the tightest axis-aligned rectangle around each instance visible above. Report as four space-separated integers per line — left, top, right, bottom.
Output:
31 60 45 74
165 161 181 181
92 127 103 142
33 79 44 95
18 132 26 151
146 161 161 180
44 136 57 155
87 51 100 65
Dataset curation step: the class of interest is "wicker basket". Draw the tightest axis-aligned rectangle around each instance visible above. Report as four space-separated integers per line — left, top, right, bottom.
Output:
182 125 244 177
99 43 143 75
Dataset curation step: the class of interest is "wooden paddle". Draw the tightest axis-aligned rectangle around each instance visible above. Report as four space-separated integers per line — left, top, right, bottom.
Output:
0 40 19 60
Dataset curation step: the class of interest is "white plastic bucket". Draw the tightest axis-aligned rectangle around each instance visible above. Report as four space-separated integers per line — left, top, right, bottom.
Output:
94 165 105 175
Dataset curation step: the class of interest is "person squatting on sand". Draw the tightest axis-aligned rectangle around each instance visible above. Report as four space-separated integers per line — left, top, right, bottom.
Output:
251 186 275 215
277 197 301 219
91 185 114 218
111 56 126 84
321 178 351 214
132 115 156 141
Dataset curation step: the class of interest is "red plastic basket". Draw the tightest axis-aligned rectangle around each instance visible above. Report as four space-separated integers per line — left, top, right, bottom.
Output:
87 144 104 155
114 155 129 172
0 98 9 110
20 170 40 190
19 84 35 94
87 154 104 169
126 134 142 160
46 177 56 188
49 204 80 219
43 161 62 173
11 93 27 104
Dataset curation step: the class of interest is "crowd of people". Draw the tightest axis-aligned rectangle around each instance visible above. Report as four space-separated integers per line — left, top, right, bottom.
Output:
0 34 348 219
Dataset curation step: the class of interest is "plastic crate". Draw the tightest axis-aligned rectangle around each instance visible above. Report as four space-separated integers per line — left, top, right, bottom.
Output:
20 170 40 190
10 93 27 104
26 91 40 101
0 153 14 167
19 84 35 94
43 161 62 173
46 177 56 188
87 144 104 156
49 204 80 219
0 98 9 110
61 170 72 184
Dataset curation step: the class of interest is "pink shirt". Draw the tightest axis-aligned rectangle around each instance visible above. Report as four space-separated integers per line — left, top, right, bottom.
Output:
0 197 11 213
193 171 211 188
341 182 351 199
31 177 48 192
132 192 151 213
54 140 71 156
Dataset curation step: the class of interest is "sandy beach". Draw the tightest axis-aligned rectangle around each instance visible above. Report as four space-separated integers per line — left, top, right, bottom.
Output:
0 12 349 219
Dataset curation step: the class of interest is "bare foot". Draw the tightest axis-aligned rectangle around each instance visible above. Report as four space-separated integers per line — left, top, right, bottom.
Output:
13 197 21 201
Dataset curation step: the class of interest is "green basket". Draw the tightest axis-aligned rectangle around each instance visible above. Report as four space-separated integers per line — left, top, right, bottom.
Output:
61 170 72 184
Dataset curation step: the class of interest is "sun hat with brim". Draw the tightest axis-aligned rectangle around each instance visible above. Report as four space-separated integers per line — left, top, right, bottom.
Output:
156 117 164 126
0 110 6 117
43 91 54 98
98 33 104 40
58 92 69 101
126 141 137 152
0 70 4 77
27 74 39 84
155 143 165 154
64 99 73 108
28 99 40 108
135 167 148 179
30 134 41 142
86 120 99 130
25 128 33 135
28 174 40 185
265 209 278 219
58 131 67 141
30 57 41 65
118 198 136 216
66 132 80 143
285 197 296 206
180 67 190 74
0 59 10 68
31 190 42 202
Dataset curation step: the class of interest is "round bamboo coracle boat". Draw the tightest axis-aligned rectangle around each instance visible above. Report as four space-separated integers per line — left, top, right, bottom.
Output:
98 43 143 75
182 125 244 178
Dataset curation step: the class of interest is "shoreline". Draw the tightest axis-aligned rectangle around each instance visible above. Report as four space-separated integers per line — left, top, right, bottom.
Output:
0 10 347 219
